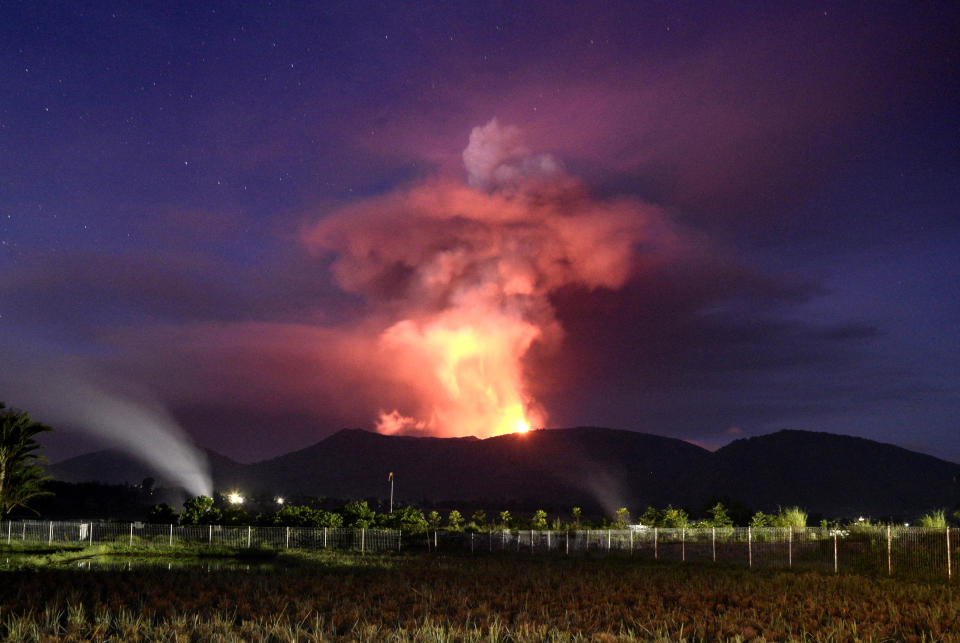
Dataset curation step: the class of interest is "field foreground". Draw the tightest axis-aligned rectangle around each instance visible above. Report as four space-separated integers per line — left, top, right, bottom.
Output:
1 550 959 641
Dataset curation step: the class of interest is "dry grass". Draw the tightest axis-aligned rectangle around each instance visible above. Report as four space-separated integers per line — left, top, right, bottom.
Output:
1 553 958 641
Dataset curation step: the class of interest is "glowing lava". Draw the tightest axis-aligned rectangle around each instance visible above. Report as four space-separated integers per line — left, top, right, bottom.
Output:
307 118 665 440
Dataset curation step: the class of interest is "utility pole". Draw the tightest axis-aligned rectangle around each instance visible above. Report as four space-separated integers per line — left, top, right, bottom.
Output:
388 472 394 513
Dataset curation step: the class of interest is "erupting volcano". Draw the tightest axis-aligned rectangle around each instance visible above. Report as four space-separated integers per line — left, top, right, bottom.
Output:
306 119 674 439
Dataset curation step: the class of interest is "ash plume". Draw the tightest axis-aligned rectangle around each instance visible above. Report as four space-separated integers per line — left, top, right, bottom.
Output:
305 119 679 438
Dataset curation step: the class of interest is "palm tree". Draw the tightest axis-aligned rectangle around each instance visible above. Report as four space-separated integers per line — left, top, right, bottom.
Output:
0 403 53 517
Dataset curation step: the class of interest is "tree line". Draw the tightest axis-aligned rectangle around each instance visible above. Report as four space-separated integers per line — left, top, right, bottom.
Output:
148 495 817 532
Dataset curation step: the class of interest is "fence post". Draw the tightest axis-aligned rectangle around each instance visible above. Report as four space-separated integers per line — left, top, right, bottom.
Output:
361 528 365 553
548 530 551 551
208 524 212 545
629 529 633 554
748 526 752 568
947 527 952 580
49 521 53 545
833 529 838 574
398 529 402 552
247 525 252 548
607 529 611 552
169 524 173 547
531 530 535 553
654 527 658 560
89 523 93 545
470 532 474 553
788 526 792 568
6 521 10 545
887 524 892 576
712 527 716 562
566 530 569 555
324 527 327 549
435 530 438 550
129 523 133 547
285 527 290 549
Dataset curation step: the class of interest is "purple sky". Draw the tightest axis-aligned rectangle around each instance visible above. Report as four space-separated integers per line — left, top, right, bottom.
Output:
2 1 959 464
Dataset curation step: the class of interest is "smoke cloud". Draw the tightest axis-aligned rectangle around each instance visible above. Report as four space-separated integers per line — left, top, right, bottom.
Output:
305 119 677 438
2 363 212 497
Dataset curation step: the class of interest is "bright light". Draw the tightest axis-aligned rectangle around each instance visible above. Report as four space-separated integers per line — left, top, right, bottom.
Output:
276 496 285 505
228 492 244 505
515 418 530 433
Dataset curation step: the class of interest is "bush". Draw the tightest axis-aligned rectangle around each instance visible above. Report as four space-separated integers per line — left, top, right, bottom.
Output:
918 510 947 529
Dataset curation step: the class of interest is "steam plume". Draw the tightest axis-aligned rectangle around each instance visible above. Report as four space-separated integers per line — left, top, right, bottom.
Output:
2 365 212 497
306 119 673 438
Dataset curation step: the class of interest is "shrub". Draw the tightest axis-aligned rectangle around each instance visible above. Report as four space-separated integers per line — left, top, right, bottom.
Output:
529 509 548 530
662 505 688 528
706 502 733 527
613 507 630 529
447 510 464 531
918 510 947 529
772 507 807 528
342 501 376 528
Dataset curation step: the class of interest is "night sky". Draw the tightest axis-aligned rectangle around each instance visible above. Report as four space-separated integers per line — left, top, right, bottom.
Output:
2 2 959 465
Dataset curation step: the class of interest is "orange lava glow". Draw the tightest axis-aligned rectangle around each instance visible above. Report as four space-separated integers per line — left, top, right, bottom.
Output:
374 301 547 438
306 119 670 440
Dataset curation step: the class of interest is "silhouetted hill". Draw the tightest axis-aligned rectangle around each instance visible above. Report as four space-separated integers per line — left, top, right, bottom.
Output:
244 427 710 512
48 428 960 518
703 430 960 517
48 448 244 488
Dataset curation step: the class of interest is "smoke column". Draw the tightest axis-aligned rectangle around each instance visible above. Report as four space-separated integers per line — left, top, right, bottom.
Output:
307 119 672 438
3 366 212 497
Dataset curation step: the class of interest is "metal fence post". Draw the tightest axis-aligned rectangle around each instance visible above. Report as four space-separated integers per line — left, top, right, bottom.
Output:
324 527 327 549
887 524 892 576
247 525 252 548
748 526 752 568
565 530 569 555
629 529 633 554
49 521 53 545
607 529 611 552
654 527 658 560
398 530 402 552
681 528 686 562
129 523 133 547
947 527 952 580
470 532 474 553
712 527 716 562
361 528 365 553
285 526 290 549
531 530 535 553
788 526 792 568
833 529 838 574
548 530 551 551
6 521 10 545
208 524 212 545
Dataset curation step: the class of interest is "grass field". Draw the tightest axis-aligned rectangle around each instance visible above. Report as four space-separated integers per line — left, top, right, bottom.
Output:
2 545 959 641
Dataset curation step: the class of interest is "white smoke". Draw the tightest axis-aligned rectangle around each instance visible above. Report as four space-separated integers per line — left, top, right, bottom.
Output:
2 364 212 497
463 118 562 188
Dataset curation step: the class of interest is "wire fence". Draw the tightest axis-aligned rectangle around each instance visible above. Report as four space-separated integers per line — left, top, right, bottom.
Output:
1 520 955 580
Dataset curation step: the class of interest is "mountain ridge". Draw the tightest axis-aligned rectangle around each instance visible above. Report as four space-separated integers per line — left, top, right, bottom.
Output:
48 427 960 518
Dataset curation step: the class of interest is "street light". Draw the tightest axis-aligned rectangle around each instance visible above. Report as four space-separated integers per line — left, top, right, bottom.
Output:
228 492 244 505
276 496 285 506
